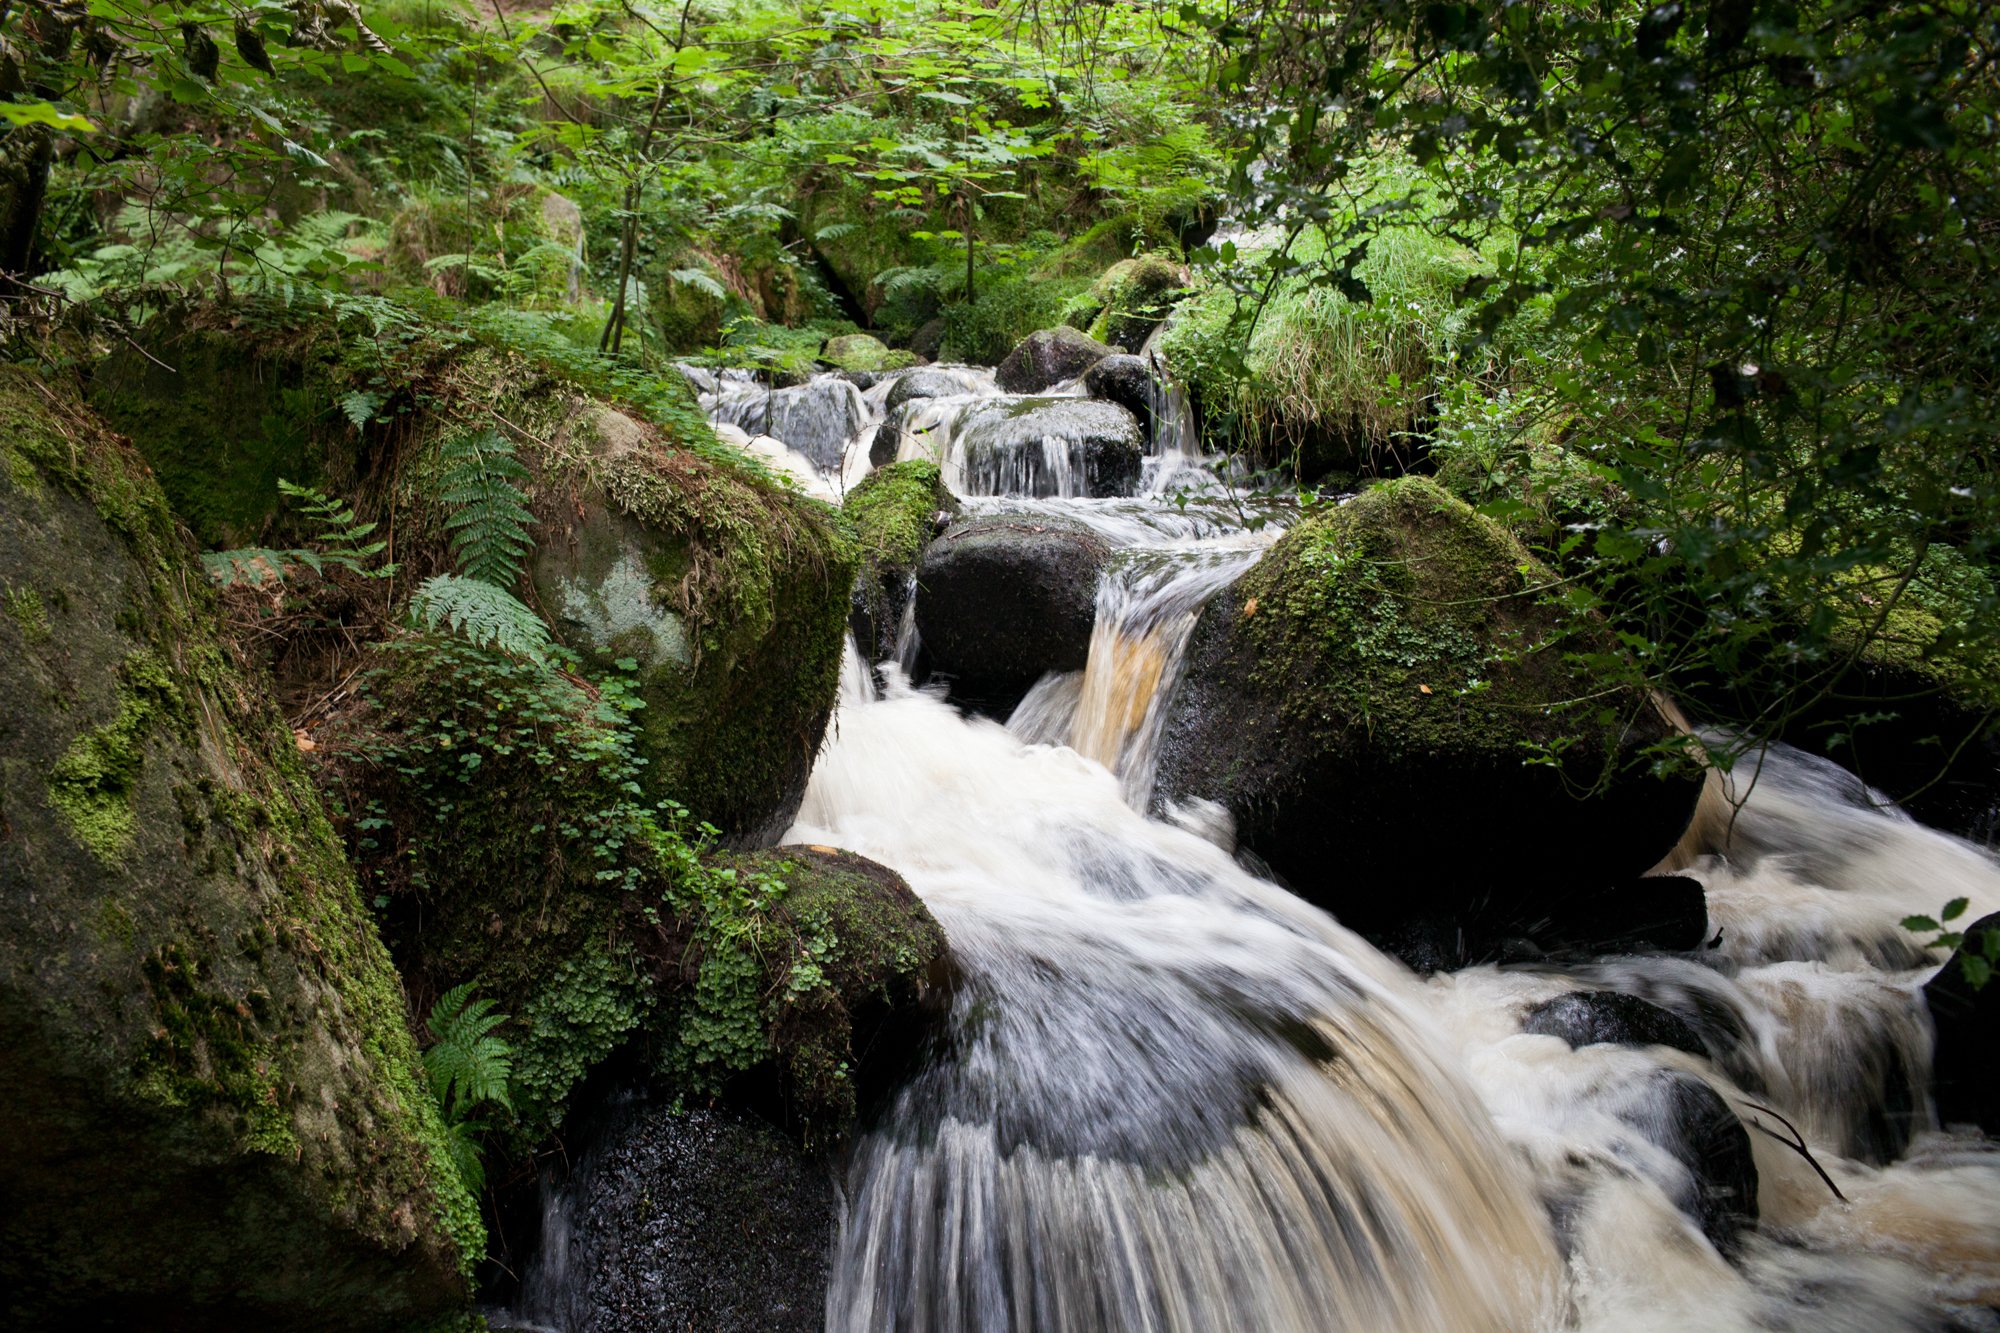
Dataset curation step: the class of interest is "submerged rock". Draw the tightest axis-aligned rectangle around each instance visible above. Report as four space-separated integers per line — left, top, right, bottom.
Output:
1924 910 2000 1134
845 460 959 662
1154 477 1703 929
954 397 1145 498
0 369 474 1326
995 326 1114 393
1624 1073 1760 1255
916 513 1111 715
1082 353 1156 431
516 1098 835 1333
1525 991 1709 1059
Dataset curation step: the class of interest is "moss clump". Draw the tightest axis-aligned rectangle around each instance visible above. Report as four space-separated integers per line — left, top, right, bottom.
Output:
666 846 951 1134
45 649 179 861
843 460 958 661
3 582 50 642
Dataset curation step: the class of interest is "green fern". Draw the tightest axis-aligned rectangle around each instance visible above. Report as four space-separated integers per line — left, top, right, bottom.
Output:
409 573 552 663
201 480 392 586
424 982 514 1117
338 389 383 429
435 428 534 586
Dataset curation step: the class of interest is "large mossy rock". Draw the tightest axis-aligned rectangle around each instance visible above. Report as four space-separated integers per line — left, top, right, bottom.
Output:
0 369 475 1327
845 460 959 663
915 512 1111 715
533 403 857 845
1154 477 1702 928
995 326 1115 393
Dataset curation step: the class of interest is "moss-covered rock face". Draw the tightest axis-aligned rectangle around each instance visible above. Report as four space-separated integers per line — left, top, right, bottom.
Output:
534 404 858 844
844 460 958 661
86 311 334 547
1154 477 1702 929
0 368 476 1326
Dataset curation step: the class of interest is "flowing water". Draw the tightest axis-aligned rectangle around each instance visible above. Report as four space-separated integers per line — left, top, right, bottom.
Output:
534 355 2000 1331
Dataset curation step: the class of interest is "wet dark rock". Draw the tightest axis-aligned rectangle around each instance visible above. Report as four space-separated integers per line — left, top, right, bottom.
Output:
911 317 947 362
1082 353 1156 430
916 513 1111 716
1924 910 2000 1134
765 377 869 471
887 367 980 411
1525 991 1710 1060
517 1098 835 1333
995 326 1115 393
1622 1073 1759 1255
955 397 1145 498
1154 478 1703 930
1519 875 1710 957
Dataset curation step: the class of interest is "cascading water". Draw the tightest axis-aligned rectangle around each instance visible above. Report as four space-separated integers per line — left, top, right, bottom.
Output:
522 351 2000 1332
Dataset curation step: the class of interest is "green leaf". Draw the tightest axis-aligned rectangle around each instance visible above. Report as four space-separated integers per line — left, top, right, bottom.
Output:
1901 915 1941 933
1942 897 1970 922
0 102 96 133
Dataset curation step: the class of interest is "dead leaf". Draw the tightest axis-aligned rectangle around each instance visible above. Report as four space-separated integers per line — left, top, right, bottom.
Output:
292 729 316 753
1243 596 1259 617
1418 684 1433 695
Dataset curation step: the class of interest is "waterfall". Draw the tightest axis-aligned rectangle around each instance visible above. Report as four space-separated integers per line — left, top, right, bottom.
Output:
517 349 2000 1333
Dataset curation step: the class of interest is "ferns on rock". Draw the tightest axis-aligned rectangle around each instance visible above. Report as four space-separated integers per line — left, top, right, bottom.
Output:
409 573 552 665
423 983 514 1193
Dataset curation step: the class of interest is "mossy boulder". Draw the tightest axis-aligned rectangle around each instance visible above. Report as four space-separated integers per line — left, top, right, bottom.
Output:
1154 477 1702 929
1925 912 2000 1135
678 846 952 1129
0 369 476 1326
1085 255 1190 352
820 333 917 375
995 326 1115 393
532 403 858 844
844 460 959 662
915 512 1111 715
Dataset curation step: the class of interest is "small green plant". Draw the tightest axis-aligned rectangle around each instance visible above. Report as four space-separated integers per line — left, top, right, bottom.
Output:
423 982 514 1192
201 480 395 587
1905 898 1997 990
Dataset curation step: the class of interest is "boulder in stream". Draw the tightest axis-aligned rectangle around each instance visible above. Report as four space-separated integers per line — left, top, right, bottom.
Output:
995 326 1115 392
1154 477 1703 929
1924 910 2000 1135
1626 1073 1760 1256
955 397 1145 498
820 332 916 375
845 460 959 662
0 368 475 1326
886 366 982 411
1082 353 1157 430
916 512 1112 715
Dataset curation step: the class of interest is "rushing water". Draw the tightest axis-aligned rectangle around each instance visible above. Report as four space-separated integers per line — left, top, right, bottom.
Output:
530 355 2000 1331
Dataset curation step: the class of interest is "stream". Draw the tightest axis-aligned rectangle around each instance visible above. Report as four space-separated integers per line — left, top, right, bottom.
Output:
527 352 2000 1331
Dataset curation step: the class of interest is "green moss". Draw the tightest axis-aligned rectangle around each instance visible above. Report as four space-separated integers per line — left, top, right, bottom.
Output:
844 460 951 574
4 582 50 642
689 846 949 1133
820 333 917 373
46 649 180 861
86 322 330 546
509 939 655 1132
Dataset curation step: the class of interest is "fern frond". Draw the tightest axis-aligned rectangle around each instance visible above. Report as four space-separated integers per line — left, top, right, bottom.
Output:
668 267 728 300
339 389 383 429
409 573 552 664
201 547 296 587
425 981 514 1116
435 429 536 586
